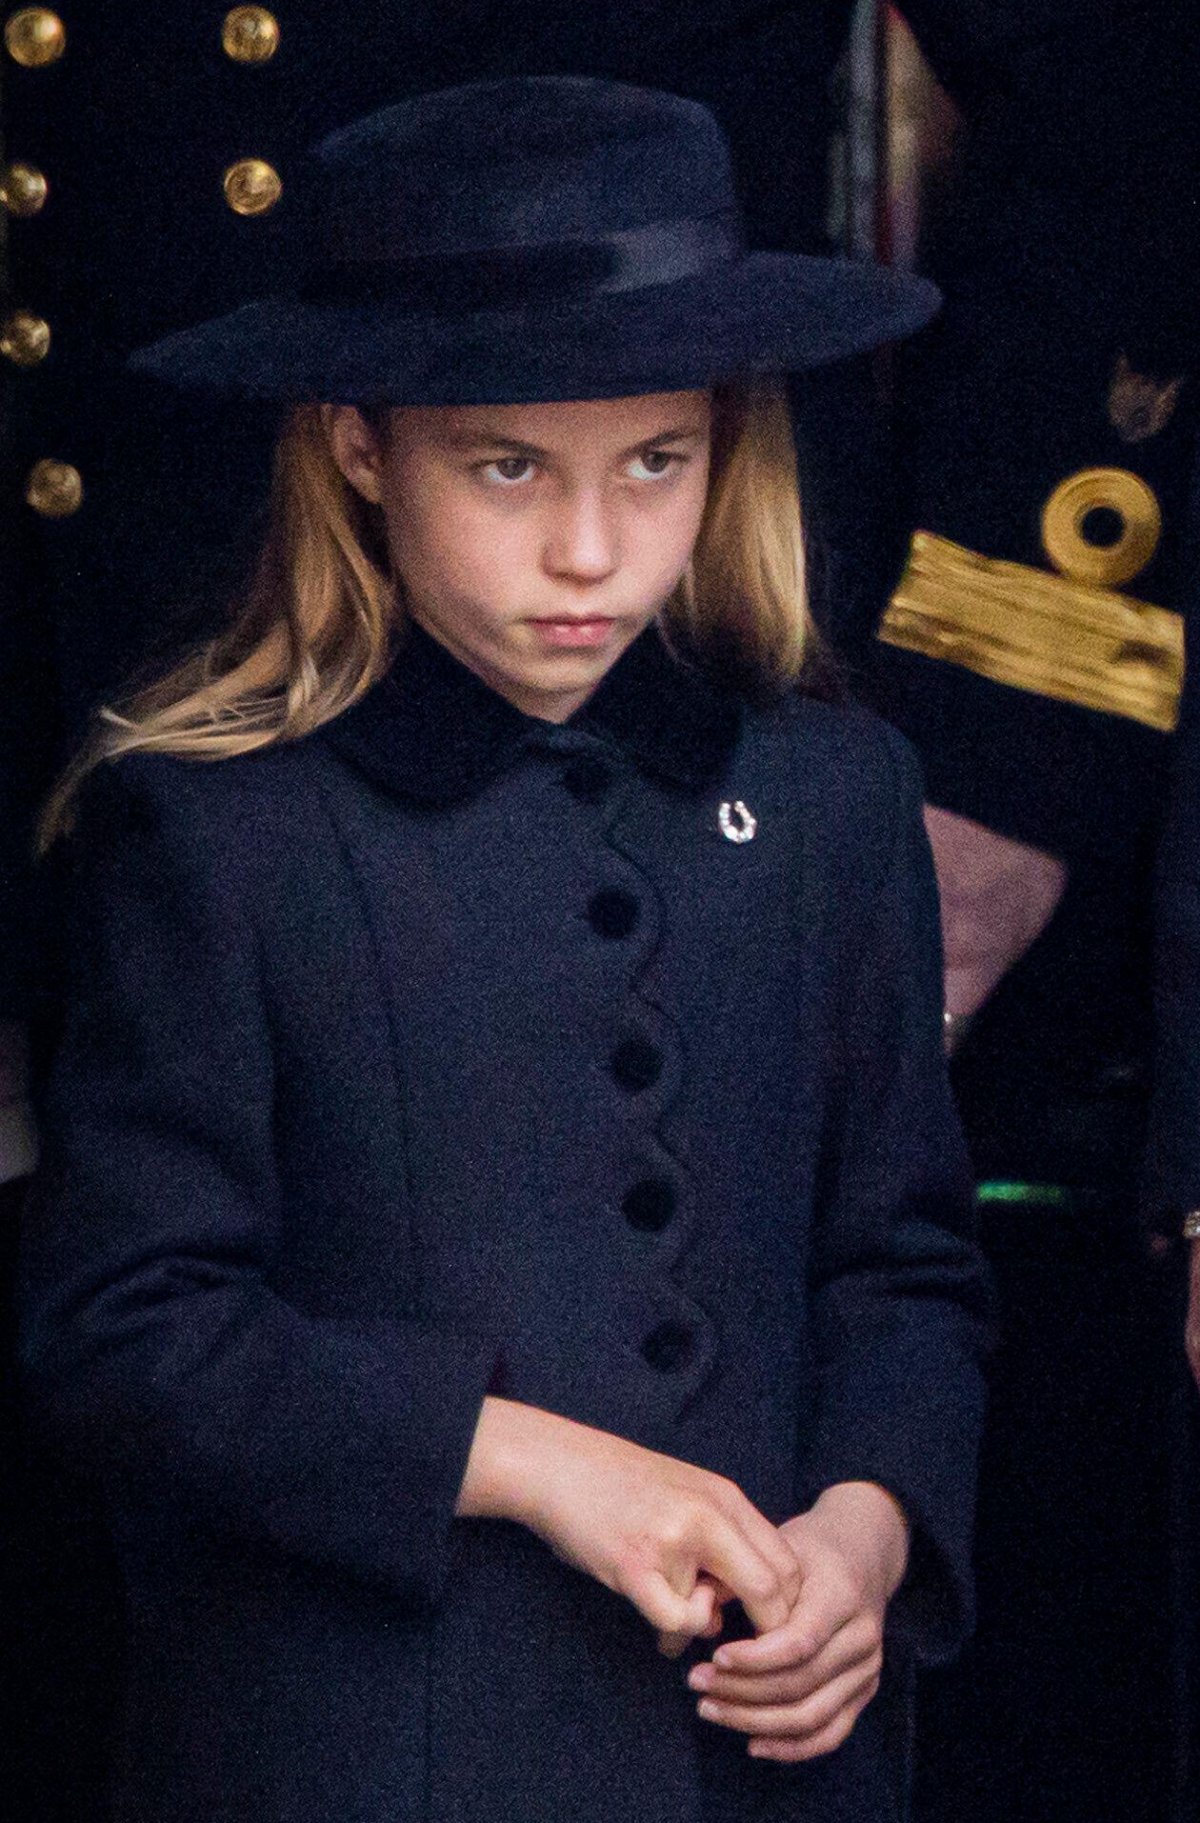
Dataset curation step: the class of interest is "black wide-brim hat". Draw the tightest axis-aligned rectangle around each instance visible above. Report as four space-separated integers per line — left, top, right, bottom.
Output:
130 75 940 406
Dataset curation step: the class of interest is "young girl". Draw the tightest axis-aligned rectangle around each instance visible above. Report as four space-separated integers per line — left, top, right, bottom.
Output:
19 76 989 1823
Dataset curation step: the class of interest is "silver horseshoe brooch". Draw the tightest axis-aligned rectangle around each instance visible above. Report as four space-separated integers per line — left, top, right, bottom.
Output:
718 799 757 843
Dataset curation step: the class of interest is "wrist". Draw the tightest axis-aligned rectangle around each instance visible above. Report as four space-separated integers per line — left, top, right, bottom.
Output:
806 1480 911 1601
456 1395 571 1528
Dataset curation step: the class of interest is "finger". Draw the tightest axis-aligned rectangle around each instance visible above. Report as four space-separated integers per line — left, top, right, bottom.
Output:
710 1580 862 1675
702 1575 738 1612
747 1703 862 1763
626 1566 716 1647
697 1522 799 1640
657 1569 735 1655
691 1614 881 1706
704 1483 805 1608
657 1588 717 1658
697 1661 880 1741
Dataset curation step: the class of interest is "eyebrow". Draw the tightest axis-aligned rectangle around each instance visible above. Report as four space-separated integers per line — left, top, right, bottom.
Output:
439 424 708 459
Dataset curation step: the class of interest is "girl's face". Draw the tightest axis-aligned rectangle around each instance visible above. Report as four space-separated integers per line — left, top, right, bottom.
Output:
325 390 712 721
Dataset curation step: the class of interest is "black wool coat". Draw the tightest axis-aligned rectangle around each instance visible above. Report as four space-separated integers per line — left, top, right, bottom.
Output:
18 622 990 1823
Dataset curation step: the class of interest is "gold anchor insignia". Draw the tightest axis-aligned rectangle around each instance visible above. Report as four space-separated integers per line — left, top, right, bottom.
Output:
1107 353 1184 445
718 800 756 843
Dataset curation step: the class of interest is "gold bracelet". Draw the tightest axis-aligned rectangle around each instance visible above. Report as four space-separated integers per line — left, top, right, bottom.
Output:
1181 1211 1200 1242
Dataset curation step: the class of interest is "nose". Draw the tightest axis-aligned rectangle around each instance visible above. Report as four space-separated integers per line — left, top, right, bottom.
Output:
543 487 619 585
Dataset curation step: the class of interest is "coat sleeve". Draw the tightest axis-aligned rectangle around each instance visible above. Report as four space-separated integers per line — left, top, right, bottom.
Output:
17 754 503 1610
797 724 993 1665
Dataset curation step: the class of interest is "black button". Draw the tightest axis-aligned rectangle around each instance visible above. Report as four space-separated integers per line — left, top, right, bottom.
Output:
561 756 613 801
641 1321 692 1372
610 1037 662 1092
588 888 639 939
623 1178 676 1233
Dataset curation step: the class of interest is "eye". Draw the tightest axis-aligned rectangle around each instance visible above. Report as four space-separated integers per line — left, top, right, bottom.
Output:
627 449 683 481
480 456 536 486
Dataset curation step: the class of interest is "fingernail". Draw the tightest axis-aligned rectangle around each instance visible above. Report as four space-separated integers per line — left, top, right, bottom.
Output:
714 1647 733 1668
697 1699 719 1720
687 1666 711 1691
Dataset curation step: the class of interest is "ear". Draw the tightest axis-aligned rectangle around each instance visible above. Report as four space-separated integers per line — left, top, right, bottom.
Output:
322 404 385 505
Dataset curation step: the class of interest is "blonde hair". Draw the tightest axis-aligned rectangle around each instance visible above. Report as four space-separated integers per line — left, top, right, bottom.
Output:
36 379 820 852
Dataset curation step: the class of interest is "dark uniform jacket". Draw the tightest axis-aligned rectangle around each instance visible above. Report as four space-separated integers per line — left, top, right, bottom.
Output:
17 622 989 1823
1147 446 1200 1214
868 0 1200 1206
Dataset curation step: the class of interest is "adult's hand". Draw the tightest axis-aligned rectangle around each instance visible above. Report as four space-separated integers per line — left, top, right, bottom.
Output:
924 805 1068 1023
1186 1242 1200 1390
0 1019 37 1185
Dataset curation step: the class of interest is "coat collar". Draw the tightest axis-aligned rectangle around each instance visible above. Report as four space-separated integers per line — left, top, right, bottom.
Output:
320 617 743 803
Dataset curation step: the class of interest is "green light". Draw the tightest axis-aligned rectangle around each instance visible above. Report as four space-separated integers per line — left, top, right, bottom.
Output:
975 1181 1072 1208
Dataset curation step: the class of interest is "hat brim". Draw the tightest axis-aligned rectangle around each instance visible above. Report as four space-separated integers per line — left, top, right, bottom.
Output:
127 253 940 404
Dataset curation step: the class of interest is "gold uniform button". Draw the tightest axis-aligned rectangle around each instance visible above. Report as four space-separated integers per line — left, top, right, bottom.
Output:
4 7 66 66
1 309 51 366
25 458 83 518
222 6 280 63
223 157 282 216
0 160 49 216
1041 466 1162 590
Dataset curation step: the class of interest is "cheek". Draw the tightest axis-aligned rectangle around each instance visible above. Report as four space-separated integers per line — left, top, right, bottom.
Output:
385 487 529 604
437 508 541 615
630 477 709 585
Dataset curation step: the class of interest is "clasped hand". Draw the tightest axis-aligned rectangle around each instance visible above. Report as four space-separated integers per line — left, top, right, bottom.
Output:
459 1402 909 1765
671 1482 910 1763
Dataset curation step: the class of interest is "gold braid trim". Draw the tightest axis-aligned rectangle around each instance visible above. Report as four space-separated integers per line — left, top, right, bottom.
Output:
878 530 1184 733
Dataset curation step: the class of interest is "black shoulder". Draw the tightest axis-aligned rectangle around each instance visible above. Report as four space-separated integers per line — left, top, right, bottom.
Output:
78 739 318 821
62 743 323 892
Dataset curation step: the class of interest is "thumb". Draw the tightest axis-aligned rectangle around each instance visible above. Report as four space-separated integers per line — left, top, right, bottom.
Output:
656 1575 737 1657
655 1582 718 1658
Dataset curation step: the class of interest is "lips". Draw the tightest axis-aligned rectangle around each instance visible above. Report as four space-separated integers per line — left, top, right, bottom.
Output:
526 616 618 649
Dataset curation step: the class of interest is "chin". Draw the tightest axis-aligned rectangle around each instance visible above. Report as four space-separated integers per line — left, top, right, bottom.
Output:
513 652 613 715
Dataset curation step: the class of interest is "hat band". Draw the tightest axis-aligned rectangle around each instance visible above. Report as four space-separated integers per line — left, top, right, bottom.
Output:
299 211 745 316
